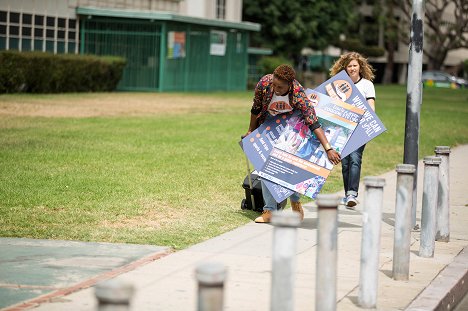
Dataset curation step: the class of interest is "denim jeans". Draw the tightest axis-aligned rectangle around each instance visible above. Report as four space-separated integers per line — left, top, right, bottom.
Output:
261 179 300 211
341 145 366 197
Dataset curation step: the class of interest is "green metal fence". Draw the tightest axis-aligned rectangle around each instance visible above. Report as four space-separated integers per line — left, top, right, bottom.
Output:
81 16 250 92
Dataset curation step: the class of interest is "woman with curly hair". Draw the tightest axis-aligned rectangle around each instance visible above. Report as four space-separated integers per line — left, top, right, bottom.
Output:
243 64 341 223
329 52 376 209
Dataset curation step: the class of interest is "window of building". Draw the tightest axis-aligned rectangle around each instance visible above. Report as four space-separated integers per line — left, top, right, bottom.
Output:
10 12 20 23
0 11 7 22
35 15 44 26
216 0 226 19
22 14 32 25
0 10 78 54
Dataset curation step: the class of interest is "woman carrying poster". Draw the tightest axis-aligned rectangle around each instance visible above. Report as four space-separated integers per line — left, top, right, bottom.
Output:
329 52 376 209
243 64 341 223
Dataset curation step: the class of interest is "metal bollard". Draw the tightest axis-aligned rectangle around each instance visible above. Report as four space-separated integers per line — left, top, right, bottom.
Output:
270 211 301 311
195 262 227 311
95 279 134 311
315 194 340 311
358 177 386 309
419 156 441 257
393 164 416 281
434 146 451 242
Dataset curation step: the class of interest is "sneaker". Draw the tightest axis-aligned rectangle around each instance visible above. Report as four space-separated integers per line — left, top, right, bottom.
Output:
345 195 358 209
291 201 304 221
339 197 346 205
255 210 272 223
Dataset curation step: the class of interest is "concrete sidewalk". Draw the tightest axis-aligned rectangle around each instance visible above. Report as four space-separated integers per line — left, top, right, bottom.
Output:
11 145 468 310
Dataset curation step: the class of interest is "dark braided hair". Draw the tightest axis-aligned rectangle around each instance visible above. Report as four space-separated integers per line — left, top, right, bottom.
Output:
273 64 296 83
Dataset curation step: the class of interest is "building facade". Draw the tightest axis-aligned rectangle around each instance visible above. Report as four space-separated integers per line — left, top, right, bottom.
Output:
0 0 260 91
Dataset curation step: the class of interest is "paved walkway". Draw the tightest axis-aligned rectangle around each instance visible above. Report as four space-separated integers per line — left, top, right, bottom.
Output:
2 145 467 310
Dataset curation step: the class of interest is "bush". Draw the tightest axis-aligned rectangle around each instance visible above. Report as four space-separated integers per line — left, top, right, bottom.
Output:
258 56 293 76
0 51 126 93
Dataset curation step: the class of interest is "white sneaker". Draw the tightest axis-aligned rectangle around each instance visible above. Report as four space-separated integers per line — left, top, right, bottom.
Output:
345 195 358 209
339 197 346 205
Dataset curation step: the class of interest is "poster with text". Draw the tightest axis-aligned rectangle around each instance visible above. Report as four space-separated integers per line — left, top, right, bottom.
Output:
210 30 227 56
167 31 186 59
242 91 365 201
313 70 386 158
241 114 296 202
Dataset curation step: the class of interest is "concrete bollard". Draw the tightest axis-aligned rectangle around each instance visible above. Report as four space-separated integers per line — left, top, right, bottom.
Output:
315 194 341 311
95 279 134 311
358 177 386 309
195 262 227 311
393 164 416 281
434 146 451 242
419 156 441 258
270 211 301 311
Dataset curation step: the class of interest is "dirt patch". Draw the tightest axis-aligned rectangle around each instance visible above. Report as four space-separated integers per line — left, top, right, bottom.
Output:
99 199 190 230
0 93 243 118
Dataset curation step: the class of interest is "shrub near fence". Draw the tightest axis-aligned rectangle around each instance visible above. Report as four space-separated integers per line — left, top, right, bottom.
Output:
0 51 126 93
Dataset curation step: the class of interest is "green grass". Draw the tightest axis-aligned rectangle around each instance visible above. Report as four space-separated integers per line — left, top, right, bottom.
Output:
0 86 467 249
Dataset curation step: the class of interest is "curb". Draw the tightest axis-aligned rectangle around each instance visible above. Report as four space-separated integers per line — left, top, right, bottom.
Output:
405 246 468 311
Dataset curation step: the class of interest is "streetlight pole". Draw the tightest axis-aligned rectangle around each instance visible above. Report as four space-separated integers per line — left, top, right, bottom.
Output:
403 0 425 228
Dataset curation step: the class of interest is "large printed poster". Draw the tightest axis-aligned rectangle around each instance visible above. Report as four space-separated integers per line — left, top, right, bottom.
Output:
167 31 186 59
242 90 365 200
313 70 386 157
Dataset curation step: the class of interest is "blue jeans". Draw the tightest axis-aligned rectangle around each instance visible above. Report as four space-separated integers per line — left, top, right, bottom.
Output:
261 180 300 211
341 145 366 197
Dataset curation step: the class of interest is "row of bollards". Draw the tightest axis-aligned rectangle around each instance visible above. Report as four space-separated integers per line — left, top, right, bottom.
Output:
93 145 451 310
392 146 451 282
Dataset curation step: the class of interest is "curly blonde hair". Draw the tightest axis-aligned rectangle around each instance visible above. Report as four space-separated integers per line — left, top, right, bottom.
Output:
329 52 375 81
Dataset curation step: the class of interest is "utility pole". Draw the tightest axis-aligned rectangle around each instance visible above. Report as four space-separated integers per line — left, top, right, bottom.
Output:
403 0 425 228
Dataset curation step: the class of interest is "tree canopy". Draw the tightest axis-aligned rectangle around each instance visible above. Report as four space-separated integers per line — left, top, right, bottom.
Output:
398 0 468 70
242 0 356 61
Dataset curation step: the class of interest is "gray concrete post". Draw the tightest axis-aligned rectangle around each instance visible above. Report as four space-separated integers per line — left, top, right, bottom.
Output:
270 211 301 311
315 194 340 311
419 156 442 258
195 262 227 311
434 146 451 242
358 177 386 309
95 279 134 311
393 164 416 281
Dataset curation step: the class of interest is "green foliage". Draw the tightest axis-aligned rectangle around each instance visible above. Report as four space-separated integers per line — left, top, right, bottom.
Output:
335 39 385 57
243 0 357 58
0 51 126 93
258 56 293 75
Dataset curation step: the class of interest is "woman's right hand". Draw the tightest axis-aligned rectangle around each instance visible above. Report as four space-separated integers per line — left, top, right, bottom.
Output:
326 149 341 165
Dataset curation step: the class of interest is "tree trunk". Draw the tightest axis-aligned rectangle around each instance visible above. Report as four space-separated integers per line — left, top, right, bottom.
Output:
383 45 395 84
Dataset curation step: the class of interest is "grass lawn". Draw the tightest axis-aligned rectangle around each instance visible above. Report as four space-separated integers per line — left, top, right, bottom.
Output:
0 86 467 249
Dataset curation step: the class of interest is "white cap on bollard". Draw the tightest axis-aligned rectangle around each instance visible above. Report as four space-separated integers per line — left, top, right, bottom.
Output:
95 279 134 304
195 262 227 285
271 210 301 227
316 194 341 208
364 176 386 188
396 164 416 174
434 146 451 155
423 156 441 165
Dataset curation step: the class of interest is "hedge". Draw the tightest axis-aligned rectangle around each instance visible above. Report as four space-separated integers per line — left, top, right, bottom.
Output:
0 51 126 93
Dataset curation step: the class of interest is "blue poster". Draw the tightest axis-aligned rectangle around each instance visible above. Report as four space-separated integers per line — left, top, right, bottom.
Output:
313 70 386 158
242 91 365 201
241 114 295 201
257 92 365 199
